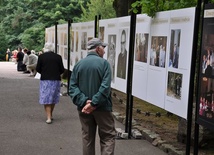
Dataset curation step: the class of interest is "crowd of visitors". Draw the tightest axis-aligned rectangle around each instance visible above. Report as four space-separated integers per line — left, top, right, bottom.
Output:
6 47 43 77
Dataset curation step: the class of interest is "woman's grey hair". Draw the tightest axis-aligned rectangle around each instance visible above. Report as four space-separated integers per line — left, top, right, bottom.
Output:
43 42 54 52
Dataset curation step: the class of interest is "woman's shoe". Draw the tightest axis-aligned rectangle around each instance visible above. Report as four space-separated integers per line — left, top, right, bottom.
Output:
46 119 52 124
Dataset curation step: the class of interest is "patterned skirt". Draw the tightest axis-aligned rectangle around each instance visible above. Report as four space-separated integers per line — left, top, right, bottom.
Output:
39 80 61 105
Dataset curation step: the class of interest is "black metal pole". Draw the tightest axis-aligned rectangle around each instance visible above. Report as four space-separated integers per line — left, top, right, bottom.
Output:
67 19 72 94
55 22 58 54
125 12 137 137
186 0 203 154
194 122 199 155
94 15 98 38
194 1 207 154
98 15 101 38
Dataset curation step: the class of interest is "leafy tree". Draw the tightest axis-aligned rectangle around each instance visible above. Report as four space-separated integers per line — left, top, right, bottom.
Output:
36 0 87 25
0 0 90 54
80 0 116 21
0 30 8 61
20 23 45 51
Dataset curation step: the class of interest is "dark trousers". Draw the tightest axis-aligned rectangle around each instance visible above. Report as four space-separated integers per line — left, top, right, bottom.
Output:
17 61 24 71
21 64 27 71
78 111 115 155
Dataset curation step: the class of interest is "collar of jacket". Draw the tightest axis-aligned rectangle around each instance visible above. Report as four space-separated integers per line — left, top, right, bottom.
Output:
87 51 99 57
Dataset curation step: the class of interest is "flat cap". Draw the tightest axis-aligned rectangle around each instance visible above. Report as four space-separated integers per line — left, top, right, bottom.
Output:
87 38 108 50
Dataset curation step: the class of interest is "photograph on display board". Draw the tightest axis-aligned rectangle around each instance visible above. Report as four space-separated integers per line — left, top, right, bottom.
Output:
167 71 182 100
169 29 181 68
107 35 116 83
197 4 214 129
199 77 214 119
135 33 149 63
99 27 105 42
117 29 128 79
150 36 167 67
76 31 79 52
201 38 214 78
64 48 68 60
70 31 74 52
64 33 67 46
81 32 87 50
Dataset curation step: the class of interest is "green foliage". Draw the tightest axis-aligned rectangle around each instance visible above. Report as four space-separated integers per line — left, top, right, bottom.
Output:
80 0 116 22
20 23 45 51
0 31 8 61
131 0 198 17
0 0 89 56
37 0 88 25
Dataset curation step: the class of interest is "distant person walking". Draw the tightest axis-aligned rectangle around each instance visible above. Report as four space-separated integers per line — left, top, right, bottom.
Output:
5 48 11 61
69 38 116 155
36 43 65 124
16 47 24 71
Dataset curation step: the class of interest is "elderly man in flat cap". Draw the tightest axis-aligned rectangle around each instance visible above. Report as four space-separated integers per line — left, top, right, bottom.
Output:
69 38 115 155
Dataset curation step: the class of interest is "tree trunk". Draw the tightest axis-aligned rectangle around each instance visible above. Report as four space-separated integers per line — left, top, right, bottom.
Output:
113 0 134 17
113 0 141 17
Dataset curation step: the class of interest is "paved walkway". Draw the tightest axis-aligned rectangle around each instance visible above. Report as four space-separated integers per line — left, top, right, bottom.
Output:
0 62 167 155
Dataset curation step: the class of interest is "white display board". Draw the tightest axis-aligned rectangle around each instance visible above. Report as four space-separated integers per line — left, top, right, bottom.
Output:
132 7 196 119
70 22 81 69
45 26 55 43
146 11 170 109
100 16 130 93
69 21 95 71
132 14 152 101
99 18 119 89
56 24 68 69
114 16 130 93
165 7 196 118
80 21 94 60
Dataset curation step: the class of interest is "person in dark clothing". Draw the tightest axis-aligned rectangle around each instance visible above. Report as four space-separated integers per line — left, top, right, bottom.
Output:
205 59 212 78
16 47 24 71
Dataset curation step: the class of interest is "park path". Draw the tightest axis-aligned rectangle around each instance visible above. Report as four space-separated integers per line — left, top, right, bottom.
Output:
0 61 167 155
